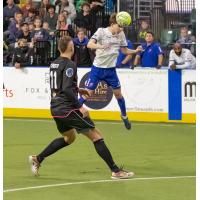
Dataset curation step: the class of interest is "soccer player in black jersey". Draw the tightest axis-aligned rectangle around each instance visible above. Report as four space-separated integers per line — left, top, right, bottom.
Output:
29 36 134 179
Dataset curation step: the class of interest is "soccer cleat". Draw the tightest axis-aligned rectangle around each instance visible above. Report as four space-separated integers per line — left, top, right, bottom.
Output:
111 170 134 179
121 116 131 130
28 155 40 176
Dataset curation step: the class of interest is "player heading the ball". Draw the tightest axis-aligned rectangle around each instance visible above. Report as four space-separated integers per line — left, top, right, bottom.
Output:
79 13 143 130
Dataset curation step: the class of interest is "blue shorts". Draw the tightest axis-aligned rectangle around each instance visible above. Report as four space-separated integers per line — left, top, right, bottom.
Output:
86 66 121 90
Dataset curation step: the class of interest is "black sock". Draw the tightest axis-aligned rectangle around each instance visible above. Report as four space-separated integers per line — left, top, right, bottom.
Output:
94 139 119 173
37 137 69 163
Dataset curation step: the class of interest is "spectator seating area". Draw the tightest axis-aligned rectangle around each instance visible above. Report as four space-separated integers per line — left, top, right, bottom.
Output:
3 0 196 67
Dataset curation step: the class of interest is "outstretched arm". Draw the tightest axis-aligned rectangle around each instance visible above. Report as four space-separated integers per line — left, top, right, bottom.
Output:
120 46 143 55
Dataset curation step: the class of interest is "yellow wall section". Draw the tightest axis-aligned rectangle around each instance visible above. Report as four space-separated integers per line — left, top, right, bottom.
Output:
3 108 196 123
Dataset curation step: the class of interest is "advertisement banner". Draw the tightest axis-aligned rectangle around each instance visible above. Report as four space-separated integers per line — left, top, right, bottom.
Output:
77 68 168 112
118 69 168 112
3 67 195 117
3 67 50 109
182 70 196 113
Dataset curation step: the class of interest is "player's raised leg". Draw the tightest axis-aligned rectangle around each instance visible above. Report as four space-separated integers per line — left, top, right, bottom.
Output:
113 88 131 130
79 66 101 105
29 129 76 176
84 127 134 179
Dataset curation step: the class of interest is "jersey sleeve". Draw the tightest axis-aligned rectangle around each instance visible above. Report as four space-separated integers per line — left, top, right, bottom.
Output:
91 28 103 42
155 44 164 55
176 50 194 69
62 63 82 108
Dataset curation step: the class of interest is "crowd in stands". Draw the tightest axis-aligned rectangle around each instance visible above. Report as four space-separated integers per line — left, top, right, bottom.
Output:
3 0 196 70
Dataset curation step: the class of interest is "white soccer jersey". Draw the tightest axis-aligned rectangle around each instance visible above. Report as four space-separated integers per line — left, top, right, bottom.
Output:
91 28 127 68
168 48 196 69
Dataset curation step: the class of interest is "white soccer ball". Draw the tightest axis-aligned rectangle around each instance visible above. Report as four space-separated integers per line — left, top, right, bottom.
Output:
116 11 132 27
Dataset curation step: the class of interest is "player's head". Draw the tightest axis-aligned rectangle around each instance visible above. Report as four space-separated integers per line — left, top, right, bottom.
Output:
173 43 182 56
109 13 123 34
58 36 74 55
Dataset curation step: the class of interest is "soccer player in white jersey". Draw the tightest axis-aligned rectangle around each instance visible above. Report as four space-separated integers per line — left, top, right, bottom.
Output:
79 13 142 130
169 43 196 70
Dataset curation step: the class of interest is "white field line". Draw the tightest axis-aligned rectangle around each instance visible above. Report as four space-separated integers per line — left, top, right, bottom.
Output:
3 175 195 193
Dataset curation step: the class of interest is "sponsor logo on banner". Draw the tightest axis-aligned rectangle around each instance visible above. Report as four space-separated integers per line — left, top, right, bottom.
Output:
25 72 50 100
184 81 196 100
181 70 196 113
3 84 14 98
79 72 113 109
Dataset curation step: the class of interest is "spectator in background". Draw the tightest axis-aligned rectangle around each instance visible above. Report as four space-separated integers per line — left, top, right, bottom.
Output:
89 0 104 11
21 0 35 17
133 31 163 68
25 8 36 23
74 2 92 32
43 21 50 30
73 28 93 67
7 11 23 44
76 0 88 12
31 17 51 65
28 21 35 32
116 39 134 68
16 22 32 45
62 10 72 24
31 17 50 42
12 38 34 68
39 0 50 19
169 43 196 70
43 21 55 37
43 4 58 31
88 0 104 33
137 20 150 43
3 0 21 30
55 0 76 21
56 13 74 37
176 26 196 54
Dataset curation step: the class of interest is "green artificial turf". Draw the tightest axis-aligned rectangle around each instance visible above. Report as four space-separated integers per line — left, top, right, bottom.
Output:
3 119 196 200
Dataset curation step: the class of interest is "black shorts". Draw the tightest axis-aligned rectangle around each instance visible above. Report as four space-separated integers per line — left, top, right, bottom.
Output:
52 109 95 134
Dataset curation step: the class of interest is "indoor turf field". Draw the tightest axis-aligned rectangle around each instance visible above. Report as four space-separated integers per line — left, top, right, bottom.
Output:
3 118 196 200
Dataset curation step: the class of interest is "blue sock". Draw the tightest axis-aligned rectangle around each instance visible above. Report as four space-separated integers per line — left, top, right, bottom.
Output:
117 97 127 117
79 96 86 105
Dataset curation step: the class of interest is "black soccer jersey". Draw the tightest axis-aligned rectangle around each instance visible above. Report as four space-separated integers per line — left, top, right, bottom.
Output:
50 57 82 114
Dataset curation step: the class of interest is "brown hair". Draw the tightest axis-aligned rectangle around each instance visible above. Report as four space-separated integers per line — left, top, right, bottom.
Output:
109 13 117 26
76 27 86 35
17 38 27 46
81 2 90 9
58 36 72 53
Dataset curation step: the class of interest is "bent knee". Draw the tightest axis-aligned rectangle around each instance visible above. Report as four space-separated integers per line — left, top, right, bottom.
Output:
114 93 123 99
88 128 103 142
63 133 76 144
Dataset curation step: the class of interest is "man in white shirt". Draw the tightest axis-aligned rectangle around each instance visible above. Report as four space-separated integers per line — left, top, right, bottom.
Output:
79 13 142 130
169 43 196 70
